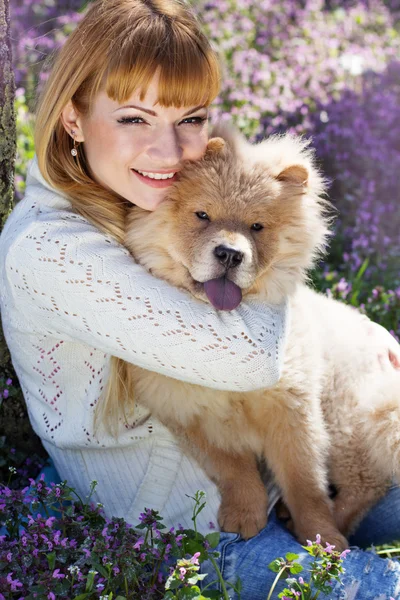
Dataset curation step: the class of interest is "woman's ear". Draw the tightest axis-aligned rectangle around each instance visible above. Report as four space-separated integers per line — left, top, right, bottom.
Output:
60 100 85 142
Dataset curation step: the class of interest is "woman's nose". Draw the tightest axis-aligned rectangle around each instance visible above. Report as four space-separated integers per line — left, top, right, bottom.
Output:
146 127 183 166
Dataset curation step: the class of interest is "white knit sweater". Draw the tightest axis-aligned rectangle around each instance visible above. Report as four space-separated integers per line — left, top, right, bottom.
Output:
0 156 289 533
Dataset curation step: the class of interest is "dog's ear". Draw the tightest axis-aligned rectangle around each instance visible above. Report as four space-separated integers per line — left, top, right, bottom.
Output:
277 164 309 187
205 137 226 157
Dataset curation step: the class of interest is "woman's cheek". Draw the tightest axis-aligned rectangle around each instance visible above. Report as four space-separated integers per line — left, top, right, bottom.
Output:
181 129 209 161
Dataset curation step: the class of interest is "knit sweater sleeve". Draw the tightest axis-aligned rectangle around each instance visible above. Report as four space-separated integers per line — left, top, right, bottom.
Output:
1 197 289 392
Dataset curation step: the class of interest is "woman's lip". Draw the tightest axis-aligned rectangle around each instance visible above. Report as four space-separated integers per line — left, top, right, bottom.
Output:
134 168 180 174
131 169 178 188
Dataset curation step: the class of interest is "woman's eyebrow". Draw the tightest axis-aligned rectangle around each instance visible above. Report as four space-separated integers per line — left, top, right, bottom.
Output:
113 104 206 116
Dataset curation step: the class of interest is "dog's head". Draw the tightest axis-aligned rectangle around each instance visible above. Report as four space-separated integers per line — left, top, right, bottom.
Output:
125 124 332 308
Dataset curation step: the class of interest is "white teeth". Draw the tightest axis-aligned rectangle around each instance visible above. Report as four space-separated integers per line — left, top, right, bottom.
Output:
135 169 176 180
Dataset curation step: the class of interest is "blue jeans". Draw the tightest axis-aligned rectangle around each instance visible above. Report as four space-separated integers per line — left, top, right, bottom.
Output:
201 485 400 599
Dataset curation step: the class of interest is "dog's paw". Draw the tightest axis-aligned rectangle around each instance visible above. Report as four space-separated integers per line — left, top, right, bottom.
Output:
218 484 268 540
296 524 348 553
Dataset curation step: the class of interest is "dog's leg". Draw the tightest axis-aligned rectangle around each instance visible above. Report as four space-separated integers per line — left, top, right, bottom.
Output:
262 391 348 551
333 485 388 537
174 422 269 539
329 434 391 537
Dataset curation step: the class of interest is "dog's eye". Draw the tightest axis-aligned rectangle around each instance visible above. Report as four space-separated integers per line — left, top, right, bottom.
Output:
195 211 210 221
251 223 264 231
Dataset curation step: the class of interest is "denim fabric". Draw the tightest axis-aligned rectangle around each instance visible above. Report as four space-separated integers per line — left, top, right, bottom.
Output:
201 485 400 599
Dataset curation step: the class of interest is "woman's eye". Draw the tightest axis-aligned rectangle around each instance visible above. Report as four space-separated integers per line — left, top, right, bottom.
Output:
251 223 264 231
181 116 208 126
117 116 145 125
195 211 210 221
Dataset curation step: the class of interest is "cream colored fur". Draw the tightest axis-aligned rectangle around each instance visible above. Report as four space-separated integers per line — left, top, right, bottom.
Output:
121 123 400 547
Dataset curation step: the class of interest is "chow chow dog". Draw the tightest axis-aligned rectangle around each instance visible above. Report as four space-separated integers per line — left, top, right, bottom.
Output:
123 123 400 549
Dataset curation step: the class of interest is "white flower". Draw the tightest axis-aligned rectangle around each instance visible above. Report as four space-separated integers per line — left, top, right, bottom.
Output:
339 53 365 76
67 565 80 575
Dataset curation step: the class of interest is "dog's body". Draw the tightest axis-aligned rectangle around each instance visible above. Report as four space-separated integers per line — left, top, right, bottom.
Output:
122 125 400 548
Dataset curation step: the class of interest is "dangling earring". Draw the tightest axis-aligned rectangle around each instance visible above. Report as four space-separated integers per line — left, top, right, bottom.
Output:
70 129 78 157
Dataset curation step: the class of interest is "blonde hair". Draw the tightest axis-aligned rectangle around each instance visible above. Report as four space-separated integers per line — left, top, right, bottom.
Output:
34 0 221 438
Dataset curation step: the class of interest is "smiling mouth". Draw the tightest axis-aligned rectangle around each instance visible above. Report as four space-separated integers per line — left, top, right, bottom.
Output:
131 168 179 188
132 168 178 180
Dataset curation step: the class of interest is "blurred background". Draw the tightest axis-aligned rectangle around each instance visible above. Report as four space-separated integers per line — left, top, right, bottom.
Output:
2 0 400 484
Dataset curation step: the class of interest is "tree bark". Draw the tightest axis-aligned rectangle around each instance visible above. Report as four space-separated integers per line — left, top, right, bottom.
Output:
0 0 16 368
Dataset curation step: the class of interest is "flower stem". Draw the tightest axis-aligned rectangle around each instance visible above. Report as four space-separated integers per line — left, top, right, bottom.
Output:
209 554 231 600
266 566 287 600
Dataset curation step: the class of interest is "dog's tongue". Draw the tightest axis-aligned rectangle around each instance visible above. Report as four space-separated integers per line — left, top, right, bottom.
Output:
203 277 242 311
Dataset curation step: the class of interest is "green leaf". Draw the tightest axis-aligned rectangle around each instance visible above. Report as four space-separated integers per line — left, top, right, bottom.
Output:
183 538 205 557
268 558 283 572
289 563 303 574
235 576 243 592
165 576 181 591
285 552 299 562
91 560 110 579
205 532 220 549
73 594 91 600
180 587 203 599
46 551 56 570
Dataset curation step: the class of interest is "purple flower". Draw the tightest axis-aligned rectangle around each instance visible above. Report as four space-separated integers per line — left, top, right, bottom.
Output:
52 569 65 579
134 537 145 550
7 573 23 591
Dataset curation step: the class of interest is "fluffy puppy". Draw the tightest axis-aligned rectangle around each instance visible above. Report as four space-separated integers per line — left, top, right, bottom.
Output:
123 124 400 548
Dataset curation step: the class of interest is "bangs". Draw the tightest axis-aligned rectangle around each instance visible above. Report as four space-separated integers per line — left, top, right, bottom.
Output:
93 19 221 108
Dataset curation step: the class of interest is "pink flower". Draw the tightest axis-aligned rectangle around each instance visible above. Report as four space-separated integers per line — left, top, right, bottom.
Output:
48 593 56 600
190 552 201 565
325 542 336 553
315 534 321 544
340 549 351 560
179 567 187 580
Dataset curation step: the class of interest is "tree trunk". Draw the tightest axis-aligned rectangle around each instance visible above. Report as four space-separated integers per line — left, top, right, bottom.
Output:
0 0 16 368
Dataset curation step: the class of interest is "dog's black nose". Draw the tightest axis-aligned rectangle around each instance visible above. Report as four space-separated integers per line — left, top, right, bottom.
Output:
214 245 243 269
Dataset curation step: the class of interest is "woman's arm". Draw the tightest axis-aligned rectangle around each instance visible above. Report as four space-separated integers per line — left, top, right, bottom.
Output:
1 204 289 392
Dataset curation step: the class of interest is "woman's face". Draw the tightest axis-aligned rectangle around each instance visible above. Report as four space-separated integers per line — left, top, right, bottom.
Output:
62 71 210 211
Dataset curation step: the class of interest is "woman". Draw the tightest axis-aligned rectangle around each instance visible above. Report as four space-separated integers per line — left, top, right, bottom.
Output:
1 0 400 597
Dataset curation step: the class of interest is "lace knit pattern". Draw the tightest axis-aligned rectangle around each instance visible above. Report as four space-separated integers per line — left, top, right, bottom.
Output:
0 156 288 529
